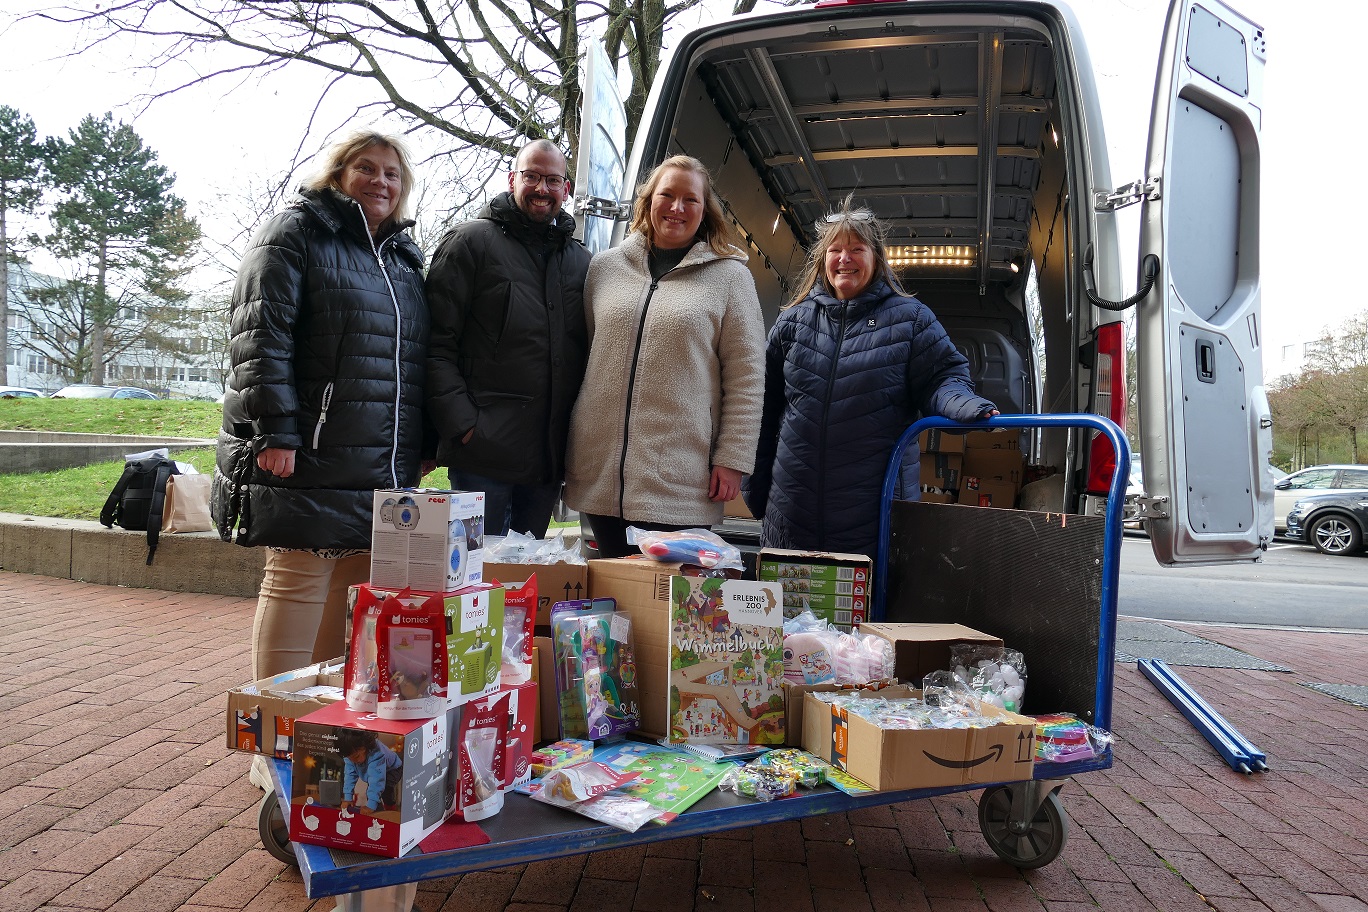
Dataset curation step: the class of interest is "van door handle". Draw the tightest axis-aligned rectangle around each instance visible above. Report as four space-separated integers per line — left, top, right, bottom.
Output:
1196 340 1216 384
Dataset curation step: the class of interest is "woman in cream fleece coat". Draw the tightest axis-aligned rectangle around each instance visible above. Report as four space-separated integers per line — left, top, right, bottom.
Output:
565 155 766 558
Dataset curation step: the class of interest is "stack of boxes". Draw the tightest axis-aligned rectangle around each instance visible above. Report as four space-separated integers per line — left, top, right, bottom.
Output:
918 429 1025 509
280 489 533 857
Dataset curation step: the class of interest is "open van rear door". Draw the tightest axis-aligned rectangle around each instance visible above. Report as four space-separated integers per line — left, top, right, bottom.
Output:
1136 0 1269 565
572 41 629 255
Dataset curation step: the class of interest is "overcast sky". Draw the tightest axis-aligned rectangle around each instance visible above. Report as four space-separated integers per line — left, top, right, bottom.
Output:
0 0 1349 377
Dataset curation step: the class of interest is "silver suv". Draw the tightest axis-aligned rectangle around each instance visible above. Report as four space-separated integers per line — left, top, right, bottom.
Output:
1274 465 1368 533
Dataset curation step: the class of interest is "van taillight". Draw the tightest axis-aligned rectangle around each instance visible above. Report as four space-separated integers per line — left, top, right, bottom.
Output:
1085 321 1126 495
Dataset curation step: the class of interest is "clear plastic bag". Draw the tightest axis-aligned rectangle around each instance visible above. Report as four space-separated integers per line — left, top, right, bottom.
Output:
948 644 1027 712
626 527 744 571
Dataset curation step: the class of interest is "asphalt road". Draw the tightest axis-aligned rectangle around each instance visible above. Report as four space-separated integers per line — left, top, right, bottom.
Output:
1117 533 1367 629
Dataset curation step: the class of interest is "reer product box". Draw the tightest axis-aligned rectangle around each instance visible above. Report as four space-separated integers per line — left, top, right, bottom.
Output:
371 489 485 593
802 685 1035 790
290 701 452 857
227 661 344 758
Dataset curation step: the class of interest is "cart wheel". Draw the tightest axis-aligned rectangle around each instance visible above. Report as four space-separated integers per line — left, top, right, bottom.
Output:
978 785 1069 869
258 790 298 866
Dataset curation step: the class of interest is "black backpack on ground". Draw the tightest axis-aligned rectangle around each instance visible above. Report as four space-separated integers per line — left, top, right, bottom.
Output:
100 455 180 565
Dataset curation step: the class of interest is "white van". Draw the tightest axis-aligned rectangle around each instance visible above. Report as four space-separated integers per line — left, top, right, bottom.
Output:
572 0 1270 568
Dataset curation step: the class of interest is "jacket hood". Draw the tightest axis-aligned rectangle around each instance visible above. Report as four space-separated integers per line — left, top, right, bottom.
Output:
619 231 749 272
482 190 579 246
296 186 424 269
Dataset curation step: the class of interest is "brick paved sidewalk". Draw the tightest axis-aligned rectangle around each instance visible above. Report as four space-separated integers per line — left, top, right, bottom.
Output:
1 572 1365 912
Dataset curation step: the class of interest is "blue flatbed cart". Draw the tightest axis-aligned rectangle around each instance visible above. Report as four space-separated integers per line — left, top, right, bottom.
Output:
256 413 1129 898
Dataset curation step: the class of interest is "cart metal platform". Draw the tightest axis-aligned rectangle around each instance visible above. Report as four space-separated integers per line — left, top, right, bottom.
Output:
261 413 1129 899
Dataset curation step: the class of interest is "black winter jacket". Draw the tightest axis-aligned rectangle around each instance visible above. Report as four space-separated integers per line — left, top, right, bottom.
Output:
746 279 994 556
425 192 591 485
212 187 430 550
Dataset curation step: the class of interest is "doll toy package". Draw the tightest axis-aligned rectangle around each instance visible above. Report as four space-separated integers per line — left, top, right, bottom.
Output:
551 598 642 740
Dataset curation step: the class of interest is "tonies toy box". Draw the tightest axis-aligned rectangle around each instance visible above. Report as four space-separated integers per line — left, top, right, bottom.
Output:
370 489 485 593
289 701 453 857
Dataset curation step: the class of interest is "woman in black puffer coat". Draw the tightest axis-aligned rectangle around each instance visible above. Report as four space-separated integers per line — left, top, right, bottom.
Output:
213 129 431 709
746 205 996 557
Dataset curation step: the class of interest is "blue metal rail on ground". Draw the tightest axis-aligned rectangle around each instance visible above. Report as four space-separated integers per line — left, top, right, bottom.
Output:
284 412 1127 898
1137 658 1267 773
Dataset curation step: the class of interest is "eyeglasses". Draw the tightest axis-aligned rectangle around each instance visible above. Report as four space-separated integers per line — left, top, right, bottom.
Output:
514 169 568 191
816 208 876 227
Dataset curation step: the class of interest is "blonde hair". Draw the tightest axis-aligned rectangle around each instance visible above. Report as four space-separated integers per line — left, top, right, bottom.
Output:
787 200 906 307
303 129 417 228
629 155 739 258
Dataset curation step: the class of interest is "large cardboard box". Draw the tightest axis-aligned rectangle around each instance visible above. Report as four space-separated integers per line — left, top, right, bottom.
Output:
483 561 589 628
918 428 967 455
371 489 485 592
802 685 1035 790
781 680 894 746
963 429 1021 451
227 662 344 758
723 494 754 519
957 478 1017 508
290 701 452 857
857 623 1004 684
919 452 964 491
962 447 1025 488
584 557 692 738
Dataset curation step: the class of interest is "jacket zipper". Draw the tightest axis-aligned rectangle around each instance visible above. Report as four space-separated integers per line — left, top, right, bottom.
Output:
817 305 849 548
618 278 660 519
312 381 335 449
359 203 405 489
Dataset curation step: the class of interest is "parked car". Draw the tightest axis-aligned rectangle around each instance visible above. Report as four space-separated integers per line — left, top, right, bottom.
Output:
0 386 44 398
1274 465 1368 532
51 384 160 400
1284 491 1368 556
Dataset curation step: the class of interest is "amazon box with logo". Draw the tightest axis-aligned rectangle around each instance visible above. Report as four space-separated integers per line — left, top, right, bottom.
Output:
483 561 589 628
371 489 485 593
857 623 1003 684
802 684 1035 790
290 701 453 857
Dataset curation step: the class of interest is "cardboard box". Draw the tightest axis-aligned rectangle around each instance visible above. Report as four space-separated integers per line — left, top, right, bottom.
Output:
534 635 557 742
957 478 1018 508
758 549 872 631
802 685 1035 790
723 493 754 519
585 557 690 738
919 453 963 491
857 623 1003 684
483 561 589 628
918 428 967 455
919 490 956 505
963 430 1021 451
371 489 485 592
781 680 894 746
530 645 542 744
227 662 345 758
290 701 452 857
962 448 1025 488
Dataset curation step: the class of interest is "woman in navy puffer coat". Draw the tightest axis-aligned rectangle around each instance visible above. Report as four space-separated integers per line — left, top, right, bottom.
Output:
746 206 996 556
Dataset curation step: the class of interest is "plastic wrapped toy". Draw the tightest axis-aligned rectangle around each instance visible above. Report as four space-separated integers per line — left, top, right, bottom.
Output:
1031 713 1114 763
627 527 744 571
719 764 797 801
551 599 641 739
948 644 1028 712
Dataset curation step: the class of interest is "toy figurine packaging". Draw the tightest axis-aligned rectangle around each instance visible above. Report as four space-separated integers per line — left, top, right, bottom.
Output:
551 598 642 740
668 576 786 745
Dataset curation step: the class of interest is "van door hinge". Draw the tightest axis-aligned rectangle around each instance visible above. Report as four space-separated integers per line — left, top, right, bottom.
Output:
573 196 632 220
1093 178 1161 212
1135 494 1169 521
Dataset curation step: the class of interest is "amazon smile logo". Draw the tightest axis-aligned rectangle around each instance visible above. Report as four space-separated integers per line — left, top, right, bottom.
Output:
922 744 1003 769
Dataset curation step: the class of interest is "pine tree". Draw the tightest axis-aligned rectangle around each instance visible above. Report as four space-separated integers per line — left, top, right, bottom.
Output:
0 106 47 376
40 113 200 385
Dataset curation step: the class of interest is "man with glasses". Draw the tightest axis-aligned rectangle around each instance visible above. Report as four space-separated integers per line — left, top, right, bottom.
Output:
426 139 591 537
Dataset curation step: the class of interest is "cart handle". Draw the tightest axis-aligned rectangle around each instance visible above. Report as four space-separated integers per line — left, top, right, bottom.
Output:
873 414 1130 729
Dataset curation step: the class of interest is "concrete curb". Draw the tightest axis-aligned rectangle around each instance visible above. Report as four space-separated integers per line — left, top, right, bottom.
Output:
0 430 215 474
0 511 264 598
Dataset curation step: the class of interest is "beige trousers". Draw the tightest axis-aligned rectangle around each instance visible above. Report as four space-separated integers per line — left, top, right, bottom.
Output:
252 550 371 679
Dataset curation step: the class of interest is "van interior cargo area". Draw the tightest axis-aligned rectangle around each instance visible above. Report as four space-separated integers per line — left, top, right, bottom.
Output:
656 9 1086 501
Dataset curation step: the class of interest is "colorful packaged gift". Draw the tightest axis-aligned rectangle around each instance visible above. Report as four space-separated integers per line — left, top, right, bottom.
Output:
344 585 396 713
375 598 448 720
530 738 594 777
551 598 642 740
498 575 538 685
